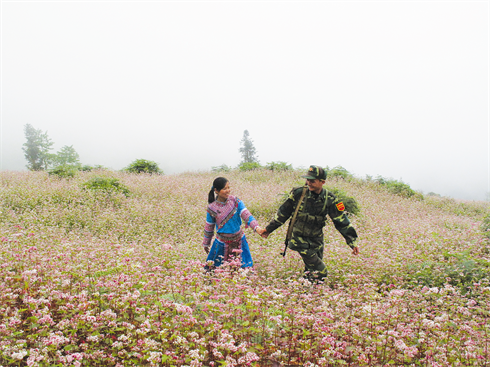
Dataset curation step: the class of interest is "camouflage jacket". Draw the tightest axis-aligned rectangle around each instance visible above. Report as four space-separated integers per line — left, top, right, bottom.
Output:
265 186 358 248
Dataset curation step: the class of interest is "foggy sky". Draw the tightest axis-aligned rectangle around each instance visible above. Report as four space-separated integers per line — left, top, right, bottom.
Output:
1 0 489 201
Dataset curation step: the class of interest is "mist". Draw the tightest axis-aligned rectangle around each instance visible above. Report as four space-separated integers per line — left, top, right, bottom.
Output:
1 0 488 201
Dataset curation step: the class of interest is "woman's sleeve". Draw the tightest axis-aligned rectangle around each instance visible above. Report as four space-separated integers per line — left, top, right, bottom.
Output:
238 199 259 232
202 212 216 247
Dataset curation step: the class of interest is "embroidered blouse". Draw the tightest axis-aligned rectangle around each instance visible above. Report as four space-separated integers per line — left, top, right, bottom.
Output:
202 195 259 247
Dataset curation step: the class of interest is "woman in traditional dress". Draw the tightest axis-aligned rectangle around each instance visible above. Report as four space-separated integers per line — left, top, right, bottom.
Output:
202 177 264 269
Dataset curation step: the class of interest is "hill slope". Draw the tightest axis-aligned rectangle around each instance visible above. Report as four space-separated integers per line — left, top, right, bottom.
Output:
1 170 489 366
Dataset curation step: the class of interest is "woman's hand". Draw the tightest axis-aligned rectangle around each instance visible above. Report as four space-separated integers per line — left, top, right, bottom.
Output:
204 246 210 254
255 227 265 236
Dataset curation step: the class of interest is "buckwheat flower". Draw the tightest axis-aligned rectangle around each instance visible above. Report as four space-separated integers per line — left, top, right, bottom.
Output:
405 346 418 358
421 319 435 328
84 315 96 323
38 315 54 325
112 341 123 348
12 350 28 360
118 335 129 342
317 357 327 365
238 342 248 353
434 314 448 322
175 303 193 314
143 338 159 349
189 349 201 359
174 336 186 345
225 355 237 366
467 299 477 307
395 339 408 351
212 349 224 359
147 351 162 366
362 304 373 313
390 289 405 297
244 352 259 362
86 335 99 343
8 316 21 327
270 350 282 358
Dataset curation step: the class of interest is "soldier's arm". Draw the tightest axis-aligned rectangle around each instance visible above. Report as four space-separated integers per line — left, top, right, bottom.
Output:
265 188 299 234
327 195 358 249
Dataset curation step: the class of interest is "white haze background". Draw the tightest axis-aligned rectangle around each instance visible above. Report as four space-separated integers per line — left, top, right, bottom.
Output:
1 0 489 201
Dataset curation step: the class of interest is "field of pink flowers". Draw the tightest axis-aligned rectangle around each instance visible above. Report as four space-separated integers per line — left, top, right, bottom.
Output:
1 169 489 367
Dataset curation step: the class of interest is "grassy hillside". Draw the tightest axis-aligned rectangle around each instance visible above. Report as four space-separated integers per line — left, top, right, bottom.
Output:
1 170 489 366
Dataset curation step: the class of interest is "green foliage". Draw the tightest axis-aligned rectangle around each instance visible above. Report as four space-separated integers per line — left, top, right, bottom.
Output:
239 130 259 164
482 212 490 240
53 145 81 167
326 187 360 216
82 177 130 197
212 164 232 173
425 196 489 218
22 124 54 171
124 159 163 174
79 164 106 172
404 251 490 294
375 176 422 199
325 165 353 180
265 161 292 171
48 165 78 179
238 162 262 171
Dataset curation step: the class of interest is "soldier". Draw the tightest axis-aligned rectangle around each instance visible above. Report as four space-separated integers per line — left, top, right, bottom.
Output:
261 165 359 282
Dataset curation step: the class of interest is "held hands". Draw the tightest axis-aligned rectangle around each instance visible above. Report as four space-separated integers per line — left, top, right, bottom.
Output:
255 227 270 239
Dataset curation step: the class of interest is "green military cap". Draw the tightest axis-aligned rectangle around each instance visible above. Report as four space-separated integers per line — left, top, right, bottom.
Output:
301 165 327 180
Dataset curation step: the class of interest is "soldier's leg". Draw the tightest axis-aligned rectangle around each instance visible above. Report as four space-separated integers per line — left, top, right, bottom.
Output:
299 251 328 282
317 244 324 260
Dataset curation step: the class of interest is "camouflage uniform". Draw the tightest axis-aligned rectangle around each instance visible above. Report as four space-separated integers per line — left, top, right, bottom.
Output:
265 185 358 281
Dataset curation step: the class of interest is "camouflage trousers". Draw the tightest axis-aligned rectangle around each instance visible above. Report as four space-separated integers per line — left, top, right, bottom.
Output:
288 235 328 282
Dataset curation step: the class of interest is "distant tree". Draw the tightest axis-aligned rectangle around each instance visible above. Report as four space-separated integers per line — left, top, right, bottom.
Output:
124 159 163 174
53 145 81 167
79 164 106 172
326 165 353 180
265 161 292 171
212 164 232 173
82 177 130 197
22 124 55 171
239 130 259 164
238 162 262 171
48 165 77 179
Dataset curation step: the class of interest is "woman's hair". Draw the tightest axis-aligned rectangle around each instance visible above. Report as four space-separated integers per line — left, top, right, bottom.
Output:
208 177 229 204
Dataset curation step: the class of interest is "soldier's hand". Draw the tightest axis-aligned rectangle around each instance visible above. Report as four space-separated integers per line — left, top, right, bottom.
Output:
261 231 270 239
352 246 359 255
